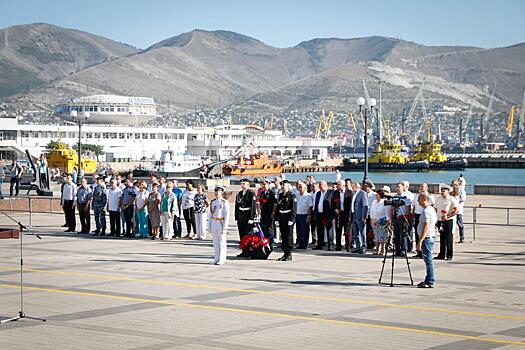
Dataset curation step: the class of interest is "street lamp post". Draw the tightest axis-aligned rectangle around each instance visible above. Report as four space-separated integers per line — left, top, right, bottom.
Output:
70 110 90 184
356 97 376 183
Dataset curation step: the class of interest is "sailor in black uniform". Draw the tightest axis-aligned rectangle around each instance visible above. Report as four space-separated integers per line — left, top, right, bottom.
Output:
274 180 297 261
258 178 276 240
235 178 256 241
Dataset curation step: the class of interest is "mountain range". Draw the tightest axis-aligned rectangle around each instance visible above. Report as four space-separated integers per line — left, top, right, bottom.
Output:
1 23 524 115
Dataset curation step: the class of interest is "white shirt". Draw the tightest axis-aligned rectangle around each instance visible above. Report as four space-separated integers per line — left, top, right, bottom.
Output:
291 187 300 199
297 192 313 215
135 189 149 210
61 183 77 202
459 177 466 189
435 194 458 220
369 199 391 221
107 187 123 211
403 190 415 207
351 189 361 213
317 190 326 213
365 190 376 216
455 188 466 215
413 193 435 214
338 191 345 210
181 189 197 210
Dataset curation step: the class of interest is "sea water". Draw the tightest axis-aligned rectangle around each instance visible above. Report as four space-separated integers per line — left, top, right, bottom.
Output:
282 168 525 193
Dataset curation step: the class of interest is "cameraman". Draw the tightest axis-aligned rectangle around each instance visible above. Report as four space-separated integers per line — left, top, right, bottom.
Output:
416 193 437 288
392 182 413 257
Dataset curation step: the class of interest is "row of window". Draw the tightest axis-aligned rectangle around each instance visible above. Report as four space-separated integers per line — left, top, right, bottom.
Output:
56 105 155 114
20 131 186 140
0 131 17 141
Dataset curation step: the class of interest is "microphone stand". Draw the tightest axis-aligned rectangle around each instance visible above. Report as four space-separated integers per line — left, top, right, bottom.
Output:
0 210 46 324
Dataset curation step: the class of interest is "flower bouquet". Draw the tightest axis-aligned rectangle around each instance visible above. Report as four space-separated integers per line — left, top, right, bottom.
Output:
239 223 272 259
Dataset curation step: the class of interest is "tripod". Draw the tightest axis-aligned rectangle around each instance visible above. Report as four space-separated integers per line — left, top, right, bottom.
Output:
0 211 46 324
378 208 414 287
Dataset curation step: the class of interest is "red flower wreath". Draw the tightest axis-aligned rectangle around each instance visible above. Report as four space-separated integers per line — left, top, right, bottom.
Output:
239 235 265 251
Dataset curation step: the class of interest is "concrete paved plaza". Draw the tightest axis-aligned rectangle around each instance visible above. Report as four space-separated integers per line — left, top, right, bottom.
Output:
0 195 524 349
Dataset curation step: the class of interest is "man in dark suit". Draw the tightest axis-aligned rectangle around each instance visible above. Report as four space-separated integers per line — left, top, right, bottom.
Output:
343 178 354 252
332 180 349 251
313 180 333 250
351 180 371 254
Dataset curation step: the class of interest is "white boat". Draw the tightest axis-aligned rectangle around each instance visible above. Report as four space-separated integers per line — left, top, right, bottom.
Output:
54 95 160 125
133 150 206 177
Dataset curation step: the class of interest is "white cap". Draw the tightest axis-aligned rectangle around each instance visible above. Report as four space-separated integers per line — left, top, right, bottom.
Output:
402 181 410 187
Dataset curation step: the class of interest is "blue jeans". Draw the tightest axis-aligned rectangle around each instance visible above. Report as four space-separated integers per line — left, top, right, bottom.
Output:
456 214 464 241
136 209 149 237
296 214 309 249
421 236 435 285
93 206 106 231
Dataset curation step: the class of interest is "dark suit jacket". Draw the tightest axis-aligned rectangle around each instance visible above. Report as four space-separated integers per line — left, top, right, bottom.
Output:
351 190 368 223
332 189 350 224
314 189 333 220
344 189 353 222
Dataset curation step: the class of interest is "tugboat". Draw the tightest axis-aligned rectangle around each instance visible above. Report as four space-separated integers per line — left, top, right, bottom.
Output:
223 152 284 176
339 140 429 172
47 137 97 174
411 126 468 170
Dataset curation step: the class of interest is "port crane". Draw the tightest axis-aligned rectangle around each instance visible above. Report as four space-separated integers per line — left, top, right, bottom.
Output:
347 112 360 146
506 105 516 138
479 85 495 144
506 88 525 149
315 109 335 138
461 95 476 146
519 88 525 148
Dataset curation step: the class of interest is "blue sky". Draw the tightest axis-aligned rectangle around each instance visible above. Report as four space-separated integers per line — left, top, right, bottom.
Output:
1 0 524 49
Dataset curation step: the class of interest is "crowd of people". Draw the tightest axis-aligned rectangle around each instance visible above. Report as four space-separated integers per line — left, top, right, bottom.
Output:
58 170 467 282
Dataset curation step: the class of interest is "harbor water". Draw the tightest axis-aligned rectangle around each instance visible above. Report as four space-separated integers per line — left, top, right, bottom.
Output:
282 168 525 193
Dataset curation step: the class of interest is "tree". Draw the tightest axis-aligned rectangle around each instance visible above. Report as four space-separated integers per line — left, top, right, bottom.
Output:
46 140 67 150
72 143 105 161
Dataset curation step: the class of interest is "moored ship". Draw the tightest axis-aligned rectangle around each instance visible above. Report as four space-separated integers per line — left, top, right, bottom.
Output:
223 153 285 176
47 139 97 174
339 140 429 172
411 140 468 170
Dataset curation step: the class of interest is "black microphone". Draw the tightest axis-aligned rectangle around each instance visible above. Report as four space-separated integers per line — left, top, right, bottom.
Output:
17 222 41 239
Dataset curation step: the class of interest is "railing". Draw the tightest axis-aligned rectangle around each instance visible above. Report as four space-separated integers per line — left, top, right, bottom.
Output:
463 205 525 240
0 196 63 227
1 197 524 240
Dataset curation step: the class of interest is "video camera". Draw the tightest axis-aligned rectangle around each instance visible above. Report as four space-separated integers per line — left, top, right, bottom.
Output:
383 195 407 207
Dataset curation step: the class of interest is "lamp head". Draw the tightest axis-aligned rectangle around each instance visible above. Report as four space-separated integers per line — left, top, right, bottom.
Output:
83 111 90 120
70 110 78 119
369 98 377 107
356 97 366 106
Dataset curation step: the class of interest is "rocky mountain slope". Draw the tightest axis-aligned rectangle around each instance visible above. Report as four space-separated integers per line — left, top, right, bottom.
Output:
0 23 138 97
2 24 524 114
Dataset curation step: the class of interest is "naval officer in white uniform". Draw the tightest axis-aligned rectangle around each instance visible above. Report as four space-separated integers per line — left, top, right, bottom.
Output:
208 185 230 265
